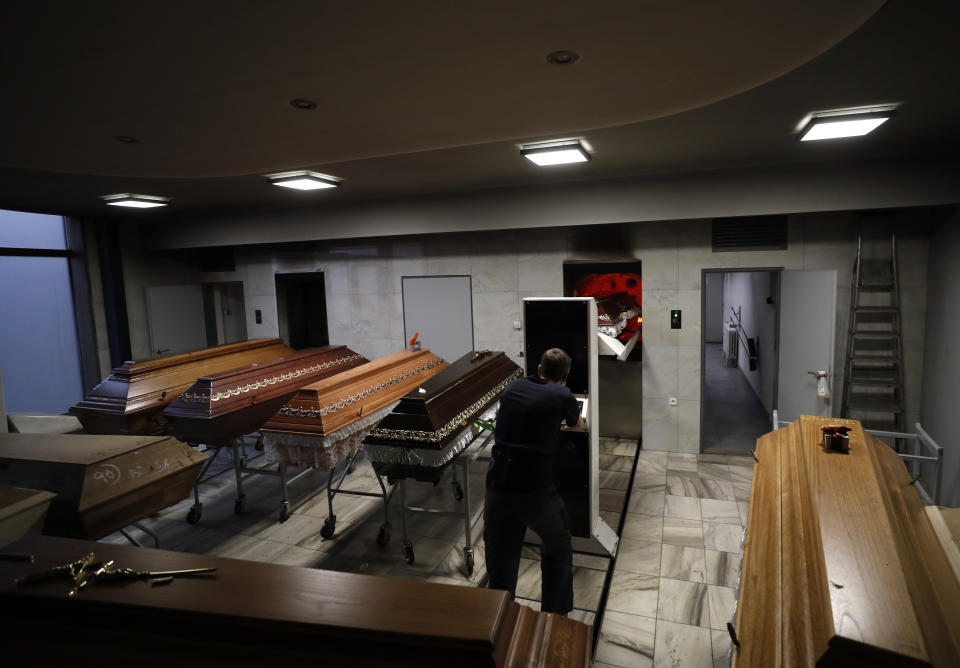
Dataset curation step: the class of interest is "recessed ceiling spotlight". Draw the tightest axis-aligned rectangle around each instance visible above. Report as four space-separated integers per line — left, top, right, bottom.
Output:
266 170 341 190
798 105 896 141
101 193 170 208
289 98 318 110
520 139 590 166
547 50 580 65
114 135 139 144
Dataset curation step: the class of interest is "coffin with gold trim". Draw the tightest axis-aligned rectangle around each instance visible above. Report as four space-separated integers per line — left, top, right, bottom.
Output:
260 349 448 469
70 339 294 436
363 350 521 482
162 345 367 446
0 433 207 539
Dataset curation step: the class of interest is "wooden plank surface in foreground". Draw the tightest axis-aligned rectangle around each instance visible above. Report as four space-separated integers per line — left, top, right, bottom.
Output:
732 416 960 667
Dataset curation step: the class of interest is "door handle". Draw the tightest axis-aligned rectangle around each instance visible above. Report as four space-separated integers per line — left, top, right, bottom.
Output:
156 348 171 355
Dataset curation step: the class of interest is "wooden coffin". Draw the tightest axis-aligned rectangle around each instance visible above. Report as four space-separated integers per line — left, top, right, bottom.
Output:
162 345 367 446
0 434 207 539
0 535 592 667
71 338 293 435
260 349 448 469
364 350 522 482
0 485 56 547
732 415 960 668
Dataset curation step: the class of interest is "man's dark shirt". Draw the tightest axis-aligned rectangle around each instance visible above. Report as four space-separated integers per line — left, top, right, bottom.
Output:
487 375 580 492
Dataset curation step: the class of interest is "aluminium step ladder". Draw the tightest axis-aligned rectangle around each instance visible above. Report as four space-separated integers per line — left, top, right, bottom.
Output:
840 235 905 438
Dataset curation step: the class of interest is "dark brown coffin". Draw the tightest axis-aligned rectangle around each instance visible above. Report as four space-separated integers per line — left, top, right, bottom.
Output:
364 350 521 481
0 535 591 667
70 338 293 436
162 345 367 446
0 433 207 539
260 348 448 469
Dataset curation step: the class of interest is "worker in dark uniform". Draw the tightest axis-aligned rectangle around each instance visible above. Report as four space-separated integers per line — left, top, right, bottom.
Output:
484 347 583 615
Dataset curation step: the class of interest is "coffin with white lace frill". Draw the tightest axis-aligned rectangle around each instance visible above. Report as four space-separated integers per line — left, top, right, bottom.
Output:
259 349 448 470
362 350 521 482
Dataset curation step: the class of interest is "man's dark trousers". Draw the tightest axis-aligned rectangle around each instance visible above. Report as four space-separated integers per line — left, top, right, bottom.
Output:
484 485 573 615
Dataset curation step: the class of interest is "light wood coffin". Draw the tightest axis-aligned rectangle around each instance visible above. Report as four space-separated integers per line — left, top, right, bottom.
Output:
0 433 207 539
71 338 293 436
363 350 522 482
732 415 960 668
1 534 590 667
162 345 367 446
259 349 449 469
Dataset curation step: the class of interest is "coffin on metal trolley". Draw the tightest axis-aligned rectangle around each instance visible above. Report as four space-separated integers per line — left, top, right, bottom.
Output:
162 345 367 523
0 434 207 544
260 348 448 544
70 338 293 436
363 350 521 570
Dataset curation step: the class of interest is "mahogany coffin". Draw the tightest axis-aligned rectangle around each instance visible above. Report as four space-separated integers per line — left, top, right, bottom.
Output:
1 535 591 667
732 416 960 668
260 349 448 469
162 345 367 446
364 350 521 482
70 338 293 436
0 433 207 539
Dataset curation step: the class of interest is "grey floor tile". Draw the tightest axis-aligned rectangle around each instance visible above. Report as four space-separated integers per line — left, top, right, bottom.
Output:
615 538 662 576
697 454 728 464
595 610 656 667
600 488 628 512
737 501 750 526
666 458 698 473
600 510 623 531
702 522 744 553
704 550 741 587
665 495 702 521
699 499 740 525
627 491 665 516
605 571 659 618
622 512 663 542
600 454 637 473
634 474 668 494
657 577 708 627
660 544 706 583
707 585 736 631
728 465 754 485
573 552 611 571
711 629 732 668
636 457 668 477
662 517 704 548
601 439 639 457
600 470 632 491
732 482 752 502
697 463 731 482
654 619 713 668
569 608 596 626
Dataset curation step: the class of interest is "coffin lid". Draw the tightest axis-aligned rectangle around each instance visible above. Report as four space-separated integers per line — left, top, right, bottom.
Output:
163 345 367 416
0 433 175 465
260 348 447 437
110 338 289 378
366 350 521 445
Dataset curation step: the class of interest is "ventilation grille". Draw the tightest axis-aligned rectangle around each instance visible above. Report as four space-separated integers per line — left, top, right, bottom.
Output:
712 216 788 252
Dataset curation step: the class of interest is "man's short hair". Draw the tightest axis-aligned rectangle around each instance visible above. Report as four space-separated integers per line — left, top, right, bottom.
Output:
540 348 572 382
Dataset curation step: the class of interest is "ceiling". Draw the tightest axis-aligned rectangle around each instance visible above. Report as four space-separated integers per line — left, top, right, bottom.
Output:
1 0 958 221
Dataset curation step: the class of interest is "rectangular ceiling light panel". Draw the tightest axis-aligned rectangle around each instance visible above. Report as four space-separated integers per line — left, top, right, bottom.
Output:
799 110 893 141
101 194 170 208
267 171 340 190
521 139 590 166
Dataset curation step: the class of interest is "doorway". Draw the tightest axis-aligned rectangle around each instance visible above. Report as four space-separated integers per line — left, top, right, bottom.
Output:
202 281 247 347
700 269 781 454
275 272 329 350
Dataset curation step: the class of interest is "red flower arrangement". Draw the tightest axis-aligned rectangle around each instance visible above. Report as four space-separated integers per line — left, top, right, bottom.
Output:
821 425 851 453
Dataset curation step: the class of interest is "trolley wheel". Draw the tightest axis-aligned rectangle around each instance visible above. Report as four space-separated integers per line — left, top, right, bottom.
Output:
403 541 415 565
464 550 475 577
279 503 290 523
234 497 246 515
320 516 336 539
452 481 464 501
186 505 202 525
376 523 391 546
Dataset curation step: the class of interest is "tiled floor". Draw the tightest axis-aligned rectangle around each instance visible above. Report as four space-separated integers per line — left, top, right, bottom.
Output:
594 450 753 668
103 435 753 668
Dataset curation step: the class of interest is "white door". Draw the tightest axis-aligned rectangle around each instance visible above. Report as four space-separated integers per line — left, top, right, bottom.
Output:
401 275 473 363
145 285 207 357
777 270 837 422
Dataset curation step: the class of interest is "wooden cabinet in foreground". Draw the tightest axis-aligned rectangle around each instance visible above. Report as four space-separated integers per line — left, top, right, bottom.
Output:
732 415 960 667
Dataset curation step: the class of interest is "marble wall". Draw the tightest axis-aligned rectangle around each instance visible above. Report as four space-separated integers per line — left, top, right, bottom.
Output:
138 212 932 453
